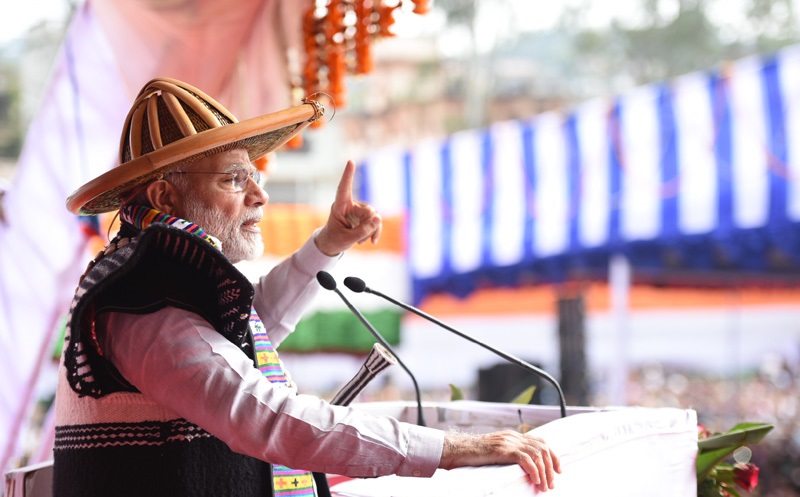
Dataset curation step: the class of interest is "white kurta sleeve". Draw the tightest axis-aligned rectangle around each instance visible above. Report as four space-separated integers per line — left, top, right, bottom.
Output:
99 308 444 477
251 231 339 346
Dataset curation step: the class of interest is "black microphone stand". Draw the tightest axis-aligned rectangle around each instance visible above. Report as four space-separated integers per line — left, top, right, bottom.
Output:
316 272 426 426
345 277 568 418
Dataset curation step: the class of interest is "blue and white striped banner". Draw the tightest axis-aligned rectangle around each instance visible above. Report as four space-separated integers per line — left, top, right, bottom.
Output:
358 45 800 303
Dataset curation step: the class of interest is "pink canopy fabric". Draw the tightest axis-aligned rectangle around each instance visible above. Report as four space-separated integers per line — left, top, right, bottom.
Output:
92 0 308 119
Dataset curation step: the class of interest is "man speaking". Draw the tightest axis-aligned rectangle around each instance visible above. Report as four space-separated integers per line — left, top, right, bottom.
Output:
53 77 560 497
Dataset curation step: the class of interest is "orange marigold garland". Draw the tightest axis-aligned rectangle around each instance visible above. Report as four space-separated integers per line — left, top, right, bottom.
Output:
412 0 430 14
297 0 430 132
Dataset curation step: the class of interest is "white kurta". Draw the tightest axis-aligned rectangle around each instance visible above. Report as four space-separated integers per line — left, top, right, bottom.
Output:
95 235 444 477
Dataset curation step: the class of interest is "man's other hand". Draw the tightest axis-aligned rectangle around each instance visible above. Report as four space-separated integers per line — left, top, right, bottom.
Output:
440 430 561 492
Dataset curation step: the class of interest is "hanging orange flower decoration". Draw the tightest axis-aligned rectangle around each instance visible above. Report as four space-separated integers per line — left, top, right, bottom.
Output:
299 0 430 130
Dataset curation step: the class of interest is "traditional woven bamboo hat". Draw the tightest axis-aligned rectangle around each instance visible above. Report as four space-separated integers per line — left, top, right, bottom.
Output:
66 77 324 215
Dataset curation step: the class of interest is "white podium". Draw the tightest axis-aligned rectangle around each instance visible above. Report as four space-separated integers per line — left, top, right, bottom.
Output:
329 401 698 497
4 460 52 497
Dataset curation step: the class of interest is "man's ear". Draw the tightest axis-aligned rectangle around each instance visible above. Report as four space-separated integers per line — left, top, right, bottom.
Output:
145 180 180 213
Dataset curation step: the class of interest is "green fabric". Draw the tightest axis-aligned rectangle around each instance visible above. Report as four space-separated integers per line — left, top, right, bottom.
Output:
50 306 400 356
280 309 402 353
52 315 67 360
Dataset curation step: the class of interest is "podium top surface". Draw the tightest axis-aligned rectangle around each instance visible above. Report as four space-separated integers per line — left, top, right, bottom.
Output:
332 402 698 497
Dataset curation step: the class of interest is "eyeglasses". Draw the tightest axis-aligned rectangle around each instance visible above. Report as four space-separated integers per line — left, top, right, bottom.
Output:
164 169 263 192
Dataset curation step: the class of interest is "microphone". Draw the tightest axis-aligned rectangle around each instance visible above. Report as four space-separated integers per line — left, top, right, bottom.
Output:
330 343 397 407
316 271 426 426
343 276 568 418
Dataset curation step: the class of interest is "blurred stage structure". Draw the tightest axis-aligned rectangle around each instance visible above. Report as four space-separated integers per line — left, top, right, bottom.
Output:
358 45 800 303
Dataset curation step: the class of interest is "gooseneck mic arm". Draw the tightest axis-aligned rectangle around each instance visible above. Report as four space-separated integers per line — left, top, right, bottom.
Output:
316 271 426 426
344 276 568 418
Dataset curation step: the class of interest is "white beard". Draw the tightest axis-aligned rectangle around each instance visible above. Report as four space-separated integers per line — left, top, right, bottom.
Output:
181 196 264 263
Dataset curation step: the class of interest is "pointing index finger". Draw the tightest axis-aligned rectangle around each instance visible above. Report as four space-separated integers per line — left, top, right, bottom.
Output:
335 160 356 206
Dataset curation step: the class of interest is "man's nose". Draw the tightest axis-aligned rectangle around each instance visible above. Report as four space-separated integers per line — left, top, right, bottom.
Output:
246 177 269 206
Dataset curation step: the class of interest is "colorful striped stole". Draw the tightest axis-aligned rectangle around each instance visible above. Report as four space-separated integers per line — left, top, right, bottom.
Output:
121 204 221 249
251 311 316 497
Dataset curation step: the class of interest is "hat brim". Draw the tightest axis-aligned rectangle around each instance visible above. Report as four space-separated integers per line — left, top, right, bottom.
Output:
66 101 323 215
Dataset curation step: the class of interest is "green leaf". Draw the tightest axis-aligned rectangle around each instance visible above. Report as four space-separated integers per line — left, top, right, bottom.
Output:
698 446 735 480
725 486 742 497
449 384 465 401
698 423 773 451
696 423 773 480
509 385 537 404
698 476 724 497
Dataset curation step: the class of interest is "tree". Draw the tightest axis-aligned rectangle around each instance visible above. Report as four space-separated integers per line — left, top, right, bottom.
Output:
564 0 799 90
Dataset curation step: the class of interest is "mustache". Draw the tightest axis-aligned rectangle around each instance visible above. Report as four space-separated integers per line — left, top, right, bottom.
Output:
239 208 263 225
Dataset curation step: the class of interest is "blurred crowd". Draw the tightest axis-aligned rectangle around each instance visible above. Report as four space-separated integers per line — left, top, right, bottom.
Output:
625 356 800 497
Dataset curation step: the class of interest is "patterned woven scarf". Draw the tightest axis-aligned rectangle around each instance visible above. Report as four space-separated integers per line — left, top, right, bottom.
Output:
122 205 316 496
120 204 222 249
251 311 316 497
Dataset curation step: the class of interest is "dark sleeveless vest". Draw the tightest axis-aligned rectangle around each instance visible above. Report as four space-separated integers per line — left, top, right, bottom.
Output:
53 223 330 497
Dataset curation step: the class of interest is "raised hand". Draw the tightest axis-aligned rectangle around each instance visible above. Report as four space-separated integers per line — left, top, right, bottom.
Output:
315 160 382 256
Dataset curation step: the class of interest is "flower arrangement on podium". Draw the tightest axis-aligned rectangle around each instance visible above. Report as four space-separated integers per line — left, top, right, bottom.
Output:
696 422 773 497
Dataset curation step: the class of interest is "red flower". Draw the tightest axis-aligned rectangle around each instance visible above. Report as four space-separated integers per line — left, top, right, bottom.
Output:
698 424 711 439
732 463 759 492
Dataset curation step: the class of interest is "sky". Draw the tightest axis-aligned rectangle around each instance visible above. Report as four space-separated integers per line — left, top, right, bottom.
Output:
0 0 72 44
